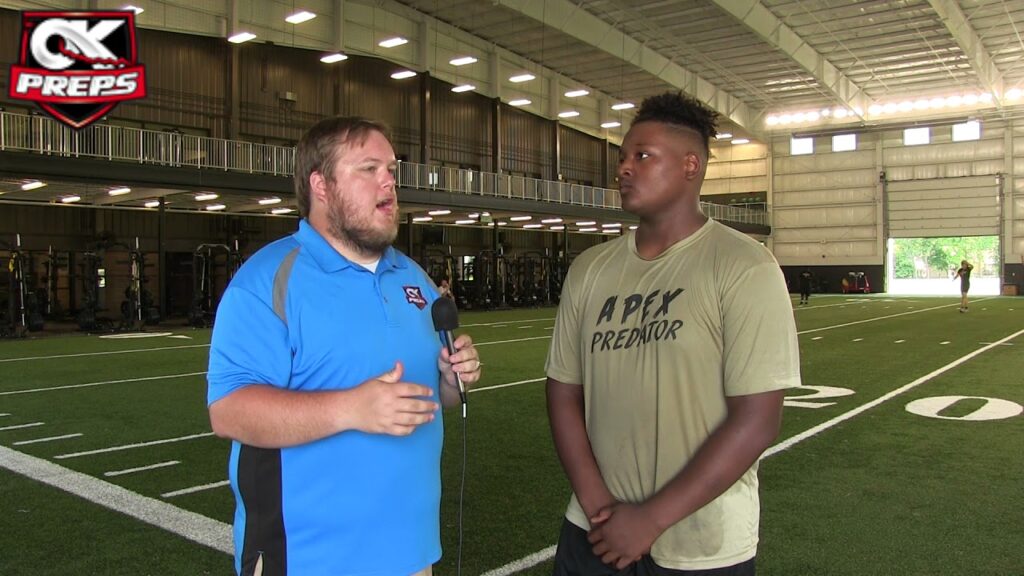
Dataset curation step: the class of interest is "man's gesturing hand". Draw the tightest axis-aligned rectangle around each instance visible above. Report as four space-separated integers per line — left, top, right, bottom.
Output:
347 361 438 435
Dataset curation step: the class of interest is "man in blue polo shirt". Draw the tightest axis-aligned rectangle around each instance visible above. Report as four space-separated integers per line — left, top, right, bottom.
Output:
207 116 482 576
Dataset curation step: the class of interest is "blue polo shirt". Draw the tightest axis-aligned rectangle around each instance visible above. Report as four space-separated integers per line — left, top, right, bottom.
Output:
208 219 443 576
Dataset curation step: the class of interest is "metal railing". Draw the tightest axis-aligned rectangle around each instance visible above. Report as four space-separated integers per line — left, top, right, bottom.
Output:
0 110 770 226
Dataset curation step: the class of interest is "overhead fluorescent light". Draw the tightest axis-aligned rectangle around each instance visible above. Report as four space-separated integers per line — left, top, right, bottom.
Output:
732 138 750 145
550 225 565 231
455 219 476 225
558 111 580 118
271 207 294 215
285 10 316 24
195 192 219 201
428 209 451 216
603 229 620 234
578 227 598 232
565 89 589 98
379 37 408 48
320 53 348 63
258 197 281 205
523 224 543 229
451 84 475 93
391 70 417 79
509 215 532 221
123 5 143 14
509 73 535 83
541 218 562 224
21 180 46 191
509 99 531 107
717 132 733 139
497 222 507 226
629 225 638 230
600 121 621 129
205 204 227 211
576 220 596 226
602 223 622 228
145 200 161 208
413 216 433 222
449 56 477 66
108 187 131 196
611 102 634 110
60 195 81 204
228 32 256 44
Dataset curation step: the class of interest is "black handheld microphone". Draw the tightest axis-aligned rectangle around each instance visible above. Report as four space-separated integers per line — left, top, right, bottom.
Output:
431 297 467 405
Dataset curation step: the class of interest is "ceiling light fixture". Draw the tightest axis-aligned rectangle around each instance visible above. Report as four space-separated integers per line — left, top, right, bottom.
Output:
379 37 408 48
145 200 161 208
732 139 750 145
108 187 131 196
60 195 81 204
428 209 451 216
565 89 589 98
285 10 316 24
455 219 476 225
611 103 634 110
258 197 281 205
205 204 227 211
195 192 219 201
578 227 598 232
228 32 256 44
413 216 433 222
123 5 143 14
391 70 417 80
509 73 535 83
558 111 580 118
509 99 531 107
600 121 621 129
451 84 475 93
541 218 562 224
449 56 477 66
509 215 532 221
320 53 348 63
21 180 46 191
576 220 596 226
717 132 733 139
271 207 294 215
523 224 543 229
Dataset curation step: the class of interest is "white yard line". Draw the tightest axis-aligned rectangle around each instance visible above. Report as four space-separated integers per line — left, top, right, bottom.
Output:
0 422 45 431
475 336 551 346
54 432 215 460
13 433 83 446
471 378 545 393
462 318 555 327
162 480 230 498
105 460 180 477
796 299 993 335
0 445 231 554
0 372 207 396
481 325 1024 576
0 344 210 363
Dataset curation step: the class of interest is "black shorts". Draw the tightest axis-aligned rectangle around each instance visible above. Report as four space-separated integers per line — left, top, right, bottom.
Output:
552 519 756 576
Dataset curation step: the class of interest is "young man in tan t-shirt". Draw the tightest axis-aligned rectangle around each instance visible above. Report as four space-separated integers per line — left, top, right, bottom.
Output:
546 92 801 575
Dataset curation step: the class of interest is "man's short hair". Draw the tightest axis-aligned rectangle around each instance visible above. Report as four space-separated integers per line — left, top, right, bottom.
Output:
294 116 391 218
633 92 719 157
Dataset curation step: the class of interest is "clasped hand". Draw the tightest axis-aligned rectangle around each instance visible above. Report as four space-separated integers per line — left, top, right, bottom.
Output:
588 503 662 570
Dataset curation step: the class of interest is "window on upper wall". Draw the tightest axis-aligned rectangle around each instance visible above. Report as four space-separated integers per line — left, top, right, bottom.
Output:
952 120 981 142
790 137 813 155
832 133 857 152
904 127 930 146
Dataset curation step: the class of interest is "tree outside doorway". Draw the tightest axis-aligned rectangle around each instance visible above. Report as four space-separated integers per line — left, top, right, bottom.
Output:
887 236 1000 295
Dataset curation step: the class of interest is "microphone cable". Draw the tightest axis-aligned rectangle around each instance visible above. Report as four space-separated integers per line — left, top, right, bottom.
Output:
456 391 466 576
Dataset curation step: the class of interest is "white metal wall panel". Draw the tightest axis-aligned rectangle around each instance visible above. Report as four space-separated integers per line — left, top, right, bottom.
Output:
705 144 768 196
887 176 999 238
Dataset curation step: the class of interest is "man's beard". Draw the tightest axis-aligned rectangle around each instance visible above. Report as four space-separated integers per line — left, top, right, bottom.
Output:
325 189 399 256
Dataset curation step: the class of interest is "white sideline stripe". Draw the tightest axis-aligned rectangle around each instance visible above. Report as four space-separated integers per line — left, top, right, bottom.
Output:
14 433 83 446
0 372 207 396
0 413 9 416
55 432 215 460
797 300 976 335
484 324 1024 576
462 318 554 327
476 335 550 346
480 545 558 576
0 445 232 554
105 460 180 477
162 480 230 498
471 378 545 393
763 326 1024 459
0 422 45 431
0 343 210 363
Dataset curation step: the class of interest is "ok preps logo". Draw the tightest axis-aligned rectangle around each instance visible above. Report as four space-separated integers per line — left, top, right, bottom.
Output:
8 11 147 129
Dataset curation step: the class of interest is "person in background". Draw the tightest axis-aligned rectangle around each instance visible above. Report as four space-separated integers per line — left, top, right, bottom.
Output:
545 91 801 576
954 259 974 312
207 116 482 576
798 268 814 305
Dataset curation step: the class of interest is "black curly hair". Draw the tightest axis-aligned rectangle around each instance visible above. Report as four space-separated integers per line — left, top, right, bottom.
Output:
632 92 719 156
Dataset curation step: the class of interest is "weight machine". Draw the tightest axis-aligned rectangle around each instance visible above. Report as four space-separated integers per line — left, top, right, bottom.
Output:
189 241 243 327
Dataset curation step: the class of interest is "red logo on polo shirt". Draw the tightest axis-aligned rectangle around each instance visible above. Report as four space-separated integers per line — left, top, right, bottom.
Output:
403 286 427 309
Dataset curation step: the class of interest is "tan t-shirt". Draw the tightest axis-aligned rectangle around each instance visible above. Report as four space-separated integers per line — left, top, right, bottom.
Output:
545 219 801 570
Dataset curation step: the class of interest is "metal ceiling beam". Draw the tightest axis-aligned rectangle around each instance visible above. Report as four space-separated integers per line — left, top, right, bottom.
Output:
926 0 1004 106
492 0 760 137
710 0 871 119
